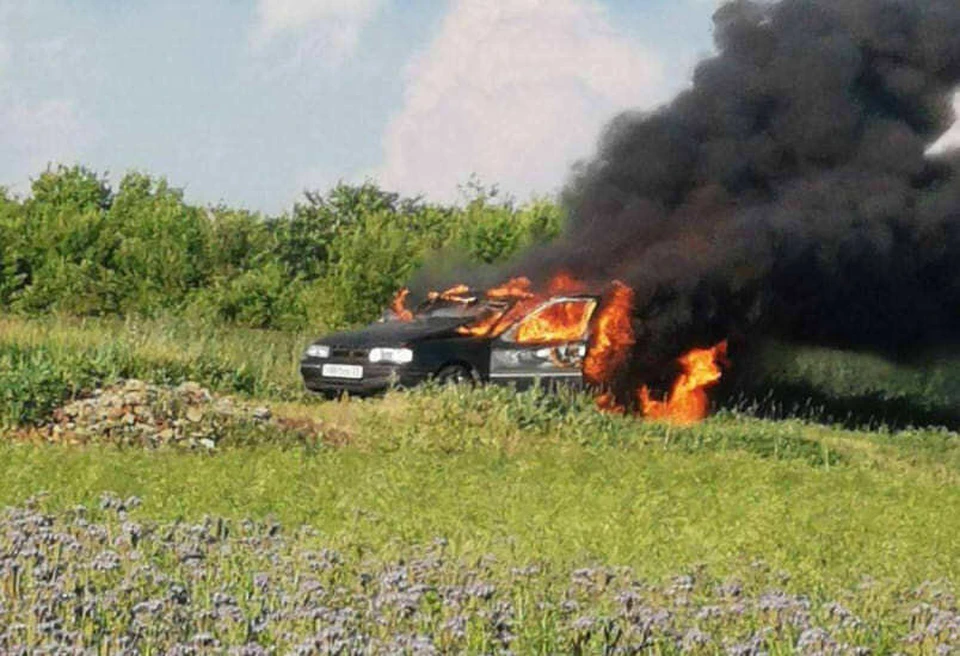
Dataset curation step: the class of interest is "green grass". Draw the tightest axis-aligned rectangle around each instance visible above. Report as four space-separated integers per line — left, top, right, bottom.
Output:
2 440 957 590
0 314 309 396
7 315 960 431
0 314 313 426
2 397 958 594
724 341 960 431
0 315 958 650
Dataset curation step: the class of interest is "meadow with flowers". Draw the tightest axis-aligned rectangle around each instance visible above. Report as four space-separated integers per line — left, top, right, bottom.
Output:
0 315 958 653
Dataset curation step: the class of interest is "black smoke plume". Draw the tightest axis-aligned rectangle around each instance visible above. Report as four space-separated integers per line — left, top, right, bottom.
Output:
513 0 960 388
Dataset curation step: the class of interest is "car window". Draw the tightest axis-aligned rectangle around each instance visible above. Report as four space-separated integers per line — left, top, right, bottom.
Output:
502 298 597 345
415 297 510 320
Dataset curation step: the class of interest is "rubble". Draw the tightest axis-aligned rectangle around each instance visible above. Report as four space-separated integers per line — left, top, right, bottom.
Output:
31 379 296 449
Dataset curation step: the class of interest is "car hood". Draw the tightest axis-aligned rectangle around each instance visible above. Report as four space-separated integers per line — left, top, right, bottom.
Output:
313 318 470 349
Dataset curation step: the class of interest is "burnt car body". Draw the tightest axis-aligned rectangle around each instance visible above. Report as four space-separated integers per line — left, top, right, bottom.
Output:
300 292 600 395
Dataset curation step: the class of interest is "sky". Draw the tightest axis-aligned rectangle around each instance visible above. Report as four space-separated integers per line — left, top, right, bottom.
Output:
1 0 957 214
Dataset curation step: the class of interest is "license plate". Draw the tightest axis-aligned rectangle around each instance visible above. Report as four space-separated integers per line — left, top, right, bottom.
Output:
321 364 363 380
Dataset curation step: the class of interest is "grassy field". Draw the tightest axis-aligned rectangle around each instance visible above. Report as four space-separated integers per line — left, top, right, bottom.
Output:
0 315 958 652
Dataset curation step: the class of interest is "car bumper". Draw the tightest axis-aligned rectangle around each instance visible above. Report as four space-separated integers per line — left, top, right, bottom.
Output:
300 359 432 395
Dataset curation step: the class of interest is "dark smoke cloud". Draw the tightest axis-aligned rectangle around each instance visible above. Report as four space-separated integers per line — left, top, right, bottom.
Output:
518 0 960 379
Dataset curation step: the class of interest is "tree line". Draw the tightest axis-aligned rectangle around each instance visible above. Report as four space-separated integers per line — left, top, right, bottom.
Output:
0 166 565 331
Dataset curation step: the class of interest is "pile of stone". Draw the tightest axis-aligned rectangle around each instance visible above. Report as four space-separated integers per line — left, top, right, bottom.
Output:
40 379 277 449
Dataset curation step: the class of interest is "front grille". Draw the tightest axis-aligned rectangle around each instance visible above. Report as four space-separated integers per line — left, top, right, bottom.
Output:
331 346 368 359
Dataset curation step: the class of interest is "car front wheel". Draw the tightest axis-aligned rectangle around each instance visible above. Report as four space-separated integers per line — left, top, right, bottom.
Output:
435 364 477 386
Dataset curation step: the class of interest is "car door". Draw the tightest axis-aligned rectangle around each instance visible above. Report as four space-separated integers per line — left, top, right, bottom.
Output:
488 297 598 388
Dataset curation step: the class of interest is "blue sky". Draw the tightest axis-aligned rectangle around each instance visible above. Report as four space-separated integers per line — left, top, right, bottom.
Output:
3 0 953 215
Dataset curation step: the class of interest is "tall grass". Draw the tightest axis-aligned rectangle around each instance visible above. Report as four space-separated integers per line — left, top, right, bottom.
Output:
6 313 960 442
0 315 314 427
720 341 960 431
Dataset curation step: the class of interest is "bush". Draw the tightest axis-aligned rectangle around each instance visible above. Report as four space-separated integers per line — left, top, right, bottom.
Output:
0 166 564 331
452 186 565 264
102 172 215 314
0 345 80 428
324 210 429 324
186 263 311 331
271 182 436 281
0 190 27 304
6 166 117 314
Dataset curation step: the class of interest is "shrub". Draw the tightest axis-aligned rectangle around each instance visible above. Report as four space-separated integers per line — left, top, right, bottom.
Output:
324 210 428 324
186 263 310 331
0 191 27 304
0 165 565 330
271 182 421 282
0 344 78 428
207 206 276 275
103 172 214 314
7 167 117 314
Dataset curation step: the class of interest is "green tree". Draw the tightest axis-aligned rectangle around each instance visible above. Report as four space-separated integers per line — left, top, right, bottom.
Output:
207 206 275 276
451 182 564 265
12 166 116 314
0 164 567 330
273 182 411 281
103 172 214 314
326 210 425 324
0 189 25 304
28 164 111 213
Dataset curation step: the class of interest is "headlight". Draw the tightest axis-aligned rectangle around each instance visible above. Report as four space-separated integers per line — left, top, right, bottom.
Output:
305 344 330 358
369 347 413 364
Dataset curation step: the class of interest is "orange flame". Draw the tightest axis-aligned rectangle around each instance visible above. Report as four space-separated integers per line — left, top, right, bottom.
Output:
428 284 473 303
391 288 414 322
639 341 728 425
547 271 588 296
388 274 728 423
485 277 535 299
455 277 539 338
514 298 595 344
596 391 626 415
456 314 503 338
583 281 635 386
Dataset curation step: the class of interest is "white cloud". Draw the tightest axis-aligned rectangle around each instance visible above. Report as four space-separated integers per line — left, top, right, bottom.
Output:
251 0 385 66
927 91 960 157
375 0 667 202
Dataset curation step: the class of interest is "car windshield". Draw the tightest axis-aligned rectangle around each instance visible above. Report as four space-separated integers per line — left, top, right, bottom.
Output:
380 288 519 329
414 297 510 321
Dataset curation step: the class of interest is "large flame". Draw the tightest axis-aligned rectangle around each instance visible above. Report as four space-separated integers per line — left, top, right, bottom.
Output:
389 274 727 422
456 277 539 338
583 281 635 387
515 298 595 344
639 341 728 425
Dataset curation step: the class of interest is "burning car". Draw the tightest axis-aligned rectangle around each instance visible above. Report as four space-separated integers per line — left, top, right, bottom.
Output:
299 278 603 396
300 274 727 424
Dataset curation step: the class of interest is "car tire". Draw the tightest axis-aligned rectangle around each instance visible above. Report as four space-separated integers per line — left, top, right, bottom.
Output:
435 364 477 386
